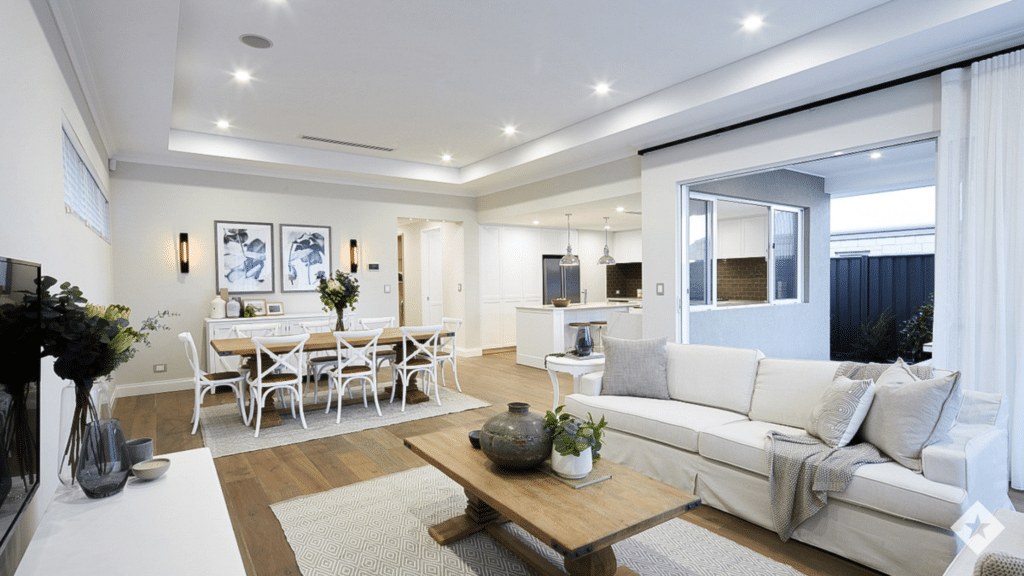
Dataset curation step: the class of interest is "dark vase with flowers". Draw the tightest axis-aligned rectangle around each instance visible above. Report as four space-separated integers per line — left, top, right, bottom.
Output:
31 276 174 493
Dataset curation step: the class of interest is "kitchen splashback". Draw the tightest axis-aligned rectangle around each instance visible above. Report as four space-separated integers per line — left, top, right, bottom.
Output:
606 262 642 298
717 258 767 301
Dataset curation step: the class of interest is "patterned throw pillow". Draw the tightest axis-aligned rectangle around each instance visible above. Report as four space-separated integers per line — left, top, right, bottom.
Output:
805 376 875 448
600 336 670 399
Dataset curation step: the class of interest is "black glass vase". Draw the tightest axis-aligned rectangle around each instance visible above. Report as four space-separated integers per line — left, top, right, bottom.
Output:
76 418 131 499
574 324 593 357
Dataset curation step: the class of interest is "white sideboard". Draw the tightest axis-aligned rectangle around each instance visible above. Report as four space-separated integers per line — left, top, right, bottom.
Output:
14 448 246 576
204 312 333 372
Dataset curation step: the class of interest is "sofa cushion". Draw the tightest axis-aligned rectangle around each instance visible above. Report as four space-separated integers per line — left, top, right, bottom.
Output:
748 358 844 428
700 421 970 529
805 377 875 448
699 420 808 476
601 336 670 399
664 343 763 414
860 365 963 471
564 394 747 453
832 460 968 529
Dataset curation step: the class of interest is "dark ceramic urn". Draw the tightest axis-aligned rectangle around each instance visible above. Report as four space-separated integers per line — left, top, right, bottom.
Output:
479 402 552 469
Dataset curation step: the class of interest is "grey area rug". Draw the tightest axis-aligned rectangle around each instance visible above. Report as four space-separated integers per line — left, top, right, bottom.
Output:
271 466 807 576
199 383 490 458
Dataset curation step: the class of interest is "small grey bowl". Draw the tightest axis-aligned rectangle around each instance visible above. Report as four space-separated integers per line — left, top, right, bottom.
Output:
468 430 481 449
132 457 170 481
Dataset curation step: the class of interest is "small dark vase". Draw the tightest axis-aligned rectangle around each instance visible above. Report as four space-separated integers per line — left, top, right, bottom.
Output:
479 403 552 470
574 325 593 357
76 418 131 499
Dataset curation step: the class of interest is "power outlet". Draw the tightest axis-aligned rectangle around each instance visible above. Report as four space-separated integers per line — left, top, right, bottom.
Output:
153 364 167 373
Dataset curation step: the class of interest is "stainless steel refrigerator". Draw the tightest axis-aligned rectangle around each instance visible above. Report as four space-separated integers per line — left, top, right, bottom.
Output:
542 255 581 304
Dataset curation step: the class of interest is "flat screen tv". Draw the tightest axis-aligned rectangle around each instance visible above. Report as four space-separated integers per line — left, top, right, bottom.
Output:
0 258 41 552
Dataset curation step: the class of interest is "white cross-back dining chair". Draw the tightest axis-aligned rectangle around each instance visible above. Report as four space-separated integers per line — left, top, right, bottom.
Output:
229 323 283 375
436 317 463 392
300 318 350 403
390 324 443 411
325 328 383 421
247 333 309 438
356 316 397 372
178 332 248 434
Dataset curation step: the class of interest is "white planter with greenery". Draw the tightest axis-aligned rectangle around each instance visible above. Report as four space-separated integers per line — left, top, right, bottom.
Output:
544 405 607 480
550 445 592 479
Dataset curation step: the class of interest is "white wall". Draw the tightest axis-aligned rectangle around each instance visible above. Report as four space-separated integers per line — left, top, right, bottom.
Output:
640 76 942 353
109 163 477 391
611 230 642 263
0 0 115 570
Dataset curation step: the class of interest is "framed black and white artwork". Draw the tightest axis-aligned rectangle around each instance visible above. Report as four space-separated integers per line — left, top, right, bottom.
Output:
280 224 331 292
214 221 275 294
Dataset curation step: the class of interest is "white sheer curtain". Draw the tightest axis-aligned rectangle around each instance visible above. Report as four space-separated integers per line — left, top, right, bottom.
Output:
934 52 1024 489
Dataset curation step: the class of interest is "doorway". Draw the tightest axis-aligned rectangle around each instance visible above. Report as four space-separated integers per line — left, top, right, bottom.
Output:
421 228 443 325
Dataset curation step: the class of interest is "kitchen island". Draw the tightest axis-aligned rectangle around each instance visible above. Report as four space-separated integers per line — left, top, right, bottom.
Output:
516 302 634 368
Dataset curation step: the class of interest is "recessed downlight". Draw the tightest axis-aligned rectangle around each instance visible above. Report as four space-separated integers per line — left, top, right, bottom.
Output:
616 206 625 212
216 120 230 129
503 125 516 136
870 152 883 159
742 16 763 31
233 70 251 82
595 83 610 95
239 34 273 49
441 153 452 162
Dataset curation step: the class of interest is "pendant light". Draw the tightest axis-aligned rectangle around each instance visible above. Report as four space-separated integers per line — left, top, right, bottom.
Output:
598 217 616 265
559 213 580 266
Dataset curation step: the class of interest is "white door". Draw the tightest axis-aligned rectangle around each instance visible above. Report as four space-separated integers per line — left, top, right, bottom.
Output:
422 228 444 324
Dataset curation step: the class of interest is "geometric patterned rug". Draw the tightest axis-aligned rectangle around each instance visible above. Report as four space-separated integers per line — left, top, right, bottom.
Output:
271 466 807 576
199 386 490 458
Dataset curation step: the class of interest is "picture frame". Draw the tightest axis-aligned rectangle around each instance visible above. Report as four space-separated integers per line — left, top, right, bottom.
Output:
266 302 284 316
242 298 267 316
280 224 332 292
215 221 275 294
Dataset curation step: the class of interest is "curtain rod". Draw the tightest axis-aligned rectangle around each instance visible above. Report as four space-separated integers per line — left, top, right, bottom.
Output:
637 41 1024 157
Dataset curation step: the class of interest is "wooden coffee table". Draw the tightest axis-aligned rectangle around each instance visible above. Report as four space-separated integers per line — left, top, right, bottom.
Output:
404 427 701 576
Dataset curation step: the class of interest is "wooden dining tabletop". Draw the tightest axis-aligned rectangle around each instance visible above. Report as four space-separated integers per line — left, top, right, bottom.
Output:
209 326 450 357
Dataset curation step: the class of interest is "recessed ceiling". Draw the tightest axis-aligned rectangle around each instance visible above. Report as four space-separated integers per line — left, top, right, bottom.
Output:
49 0 1024 213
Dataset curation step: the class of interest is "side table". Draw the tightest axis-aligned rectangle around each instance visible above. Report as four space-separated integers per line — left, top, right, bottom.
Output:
545 354 605 411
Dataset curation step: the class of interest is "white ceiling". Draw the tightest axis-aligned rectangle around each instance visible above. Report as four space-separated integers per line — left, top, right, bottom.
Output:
47 0 1024 230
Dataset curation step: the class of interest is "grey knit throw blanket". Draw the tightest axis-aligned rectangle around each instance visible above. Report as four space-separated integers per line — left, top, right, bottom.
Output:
765 432 891 541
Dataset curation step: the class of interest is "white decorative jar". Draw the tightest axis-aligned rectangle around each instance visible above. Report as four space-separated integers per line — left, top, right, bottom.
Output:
209 296 226 319
550 446 592 479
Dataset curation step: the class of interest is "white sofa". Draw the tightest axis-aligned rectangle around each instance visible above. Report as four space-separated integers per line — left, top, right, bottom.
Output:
564 343 1013 576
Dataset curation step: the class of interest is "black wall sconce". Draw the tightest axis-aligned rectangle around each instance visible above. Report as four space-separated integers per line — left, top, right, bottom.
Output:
350 239 359 273
177 229 189 272
179 233 190 273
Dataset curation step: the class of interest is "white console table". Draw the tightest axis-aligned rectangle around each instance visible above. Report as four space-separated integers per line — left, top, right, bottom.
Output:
204 312 332 372
15 448 245 576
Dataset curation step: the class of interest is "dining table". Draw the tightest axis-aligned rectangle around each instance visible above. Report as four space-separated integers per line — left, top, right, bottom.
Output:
210 326 452 428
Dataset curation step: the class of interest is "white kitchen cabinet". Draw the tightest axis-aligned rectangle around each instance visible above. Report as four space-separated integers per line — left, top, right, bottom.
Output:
203 312 332 372
718 216 766 259
612 229 642 262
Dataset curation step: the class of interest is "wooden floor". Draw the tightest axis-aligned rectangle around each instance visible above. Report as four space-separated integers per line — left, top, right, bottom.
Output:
113 351 882 576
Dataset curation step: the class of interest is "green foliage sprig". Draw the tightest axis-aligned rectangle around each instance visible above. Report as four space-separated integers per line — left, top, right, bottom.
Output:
899 293 934 363
544 405 607 463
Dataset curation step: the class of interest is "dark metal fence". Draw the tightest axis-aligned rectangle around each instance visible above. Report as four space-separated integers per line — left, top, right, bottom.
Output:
830 254 934 361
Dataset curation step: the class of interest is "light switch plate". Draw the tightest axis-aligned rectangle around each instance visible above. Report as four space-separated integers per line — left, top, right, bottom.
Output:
384 284 391 293
656 283 665 295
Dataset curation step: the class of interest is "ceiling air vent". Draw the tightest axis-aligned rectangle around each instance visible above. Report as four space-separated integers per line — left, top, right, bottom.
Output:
300 135 394 152
239 34 273 49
